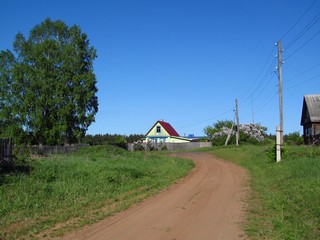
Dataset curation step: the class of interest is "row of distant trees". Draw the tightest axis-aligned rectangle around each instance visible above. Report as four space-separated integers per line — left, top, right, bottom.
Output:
83 134 145 147
204 120 304 146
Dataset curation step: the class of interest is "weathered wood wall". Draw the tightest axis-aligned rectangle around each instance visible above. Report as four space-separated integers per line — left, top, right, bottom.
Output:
303 123 320 145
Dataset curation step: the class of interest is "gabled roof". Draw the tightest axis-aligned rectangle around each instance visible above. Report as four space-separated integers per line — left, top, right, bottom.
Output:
146 120 180 137
301 94 320 125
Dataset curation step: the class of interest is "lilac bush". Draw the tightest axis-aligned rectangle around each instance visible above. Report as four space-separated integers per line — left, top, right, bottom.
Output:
204 120 267 145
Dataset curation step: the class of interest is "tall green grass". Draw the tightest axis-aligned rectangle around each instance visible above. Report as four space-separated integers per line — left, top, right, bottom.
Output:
209 145 320 240
0 145 194 239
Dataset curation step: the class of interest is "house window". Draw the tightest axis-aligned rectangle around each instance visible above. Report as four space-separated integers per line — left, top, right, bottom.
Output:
156 126 161 133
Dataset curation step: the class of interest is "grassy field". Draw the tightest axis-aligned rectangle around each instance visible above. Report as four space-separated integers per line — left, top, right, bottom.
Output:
208 144 320 240
2 144 319 239
0 145 194 239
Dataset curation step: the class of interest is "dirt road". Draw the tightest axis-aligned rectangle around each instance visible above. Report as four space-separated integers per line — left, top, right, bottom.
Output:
62 152 248 240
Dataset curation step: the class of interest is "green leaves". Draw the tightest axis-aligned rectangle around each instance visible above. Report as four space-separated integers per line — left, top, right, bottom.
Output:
0 18 98 145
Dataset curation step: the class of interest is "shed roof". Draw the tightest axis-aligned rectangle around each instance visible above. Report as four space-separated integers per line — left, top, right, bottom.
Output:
301 94 320 125
146 120 180 137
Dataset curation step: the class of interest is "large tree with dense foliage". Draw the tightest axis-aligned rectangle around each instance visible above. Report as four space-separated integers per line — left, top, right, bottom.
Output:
0 18 98 145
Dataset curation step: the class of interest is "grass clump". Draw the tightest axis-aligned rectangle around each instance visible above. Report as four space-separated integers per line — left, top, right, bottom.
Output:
209 144 320 240
0 145 194 239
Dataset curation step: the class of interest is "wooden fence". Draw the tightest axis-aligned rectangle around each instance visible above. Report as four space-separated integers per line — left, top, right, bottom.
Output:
0 138 13 166
127 142 212 151
27 144 89 155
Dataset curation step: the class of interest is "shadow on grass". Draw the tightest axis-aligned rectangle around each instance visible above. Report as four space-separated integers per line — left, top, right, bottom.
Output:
0 164 32 185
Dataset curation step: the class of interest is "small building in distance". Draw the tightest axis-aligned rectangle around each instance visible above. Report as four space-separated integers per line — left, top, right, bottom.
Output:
300 94 320 145
145 120 191 143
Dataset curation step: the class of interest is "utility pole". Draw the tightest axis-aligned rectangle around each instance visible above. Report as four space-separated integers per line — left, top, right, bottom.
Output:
277 40 284 160
235 99 240 146
224 121 234 146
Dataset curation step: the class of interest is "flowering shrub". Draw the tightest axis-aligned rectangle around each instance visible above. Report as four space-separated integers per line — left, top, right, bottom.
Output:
240 124 266 142
204 120 267 146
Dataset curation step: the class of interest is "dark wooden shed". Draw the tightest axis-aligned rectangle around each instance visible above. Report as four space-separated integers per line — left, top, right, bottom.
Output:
300 95 320 145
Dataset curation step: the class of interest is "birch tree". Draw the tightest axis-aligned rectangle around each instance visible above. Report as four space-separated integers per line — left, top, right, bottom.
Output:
0 18 98 145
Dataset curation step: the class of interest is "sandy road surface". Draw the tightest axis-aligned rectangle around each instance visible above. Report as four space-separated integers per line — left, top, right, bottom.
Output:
61 152 248 240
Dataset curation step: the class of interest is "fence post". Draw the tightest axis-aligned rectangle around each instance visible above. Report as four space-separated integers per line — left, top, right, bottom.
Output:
276 126 281 162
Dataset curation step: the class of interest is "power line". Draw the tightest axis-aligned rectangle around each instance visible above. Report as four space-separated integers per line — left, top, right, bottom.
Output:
255 90 278 114
241 69 277 119
285 10 320 50
281 0 319 41
284 62 320 83
240 67 277 109
177 109 234 129
239 46 277 104
284 72 320 91
183 2 320 132
240 59 277 108
285 28 320 60
251 71 277 103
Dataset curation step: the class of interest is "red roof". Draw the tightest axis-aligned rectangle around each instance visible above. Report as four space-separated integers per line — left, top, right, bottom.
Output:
146 120 180 137
159 121 180 137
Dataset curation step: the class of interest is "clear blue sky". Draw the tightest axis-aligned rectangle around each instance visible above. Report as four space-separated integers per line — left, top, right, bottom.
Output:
1 0 320 136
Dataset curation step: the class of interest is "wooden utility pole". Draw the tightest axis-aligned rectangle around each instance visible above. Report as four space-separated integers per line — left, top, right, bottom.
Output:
235 99 240 146
277 41 284 145
277 40 284 159
224 121 234 146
